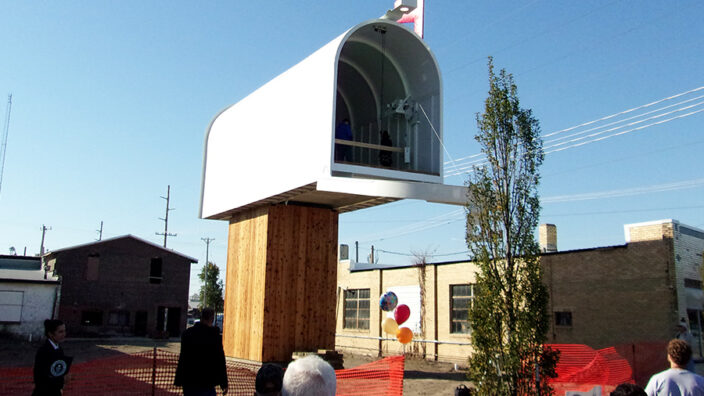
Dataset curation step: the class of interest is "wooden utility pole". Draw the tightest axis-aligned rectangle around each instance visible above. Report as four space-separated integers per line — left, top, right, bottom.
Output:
39 224 51 257
156 185 177 247
201 237 214 265
40 224 51 279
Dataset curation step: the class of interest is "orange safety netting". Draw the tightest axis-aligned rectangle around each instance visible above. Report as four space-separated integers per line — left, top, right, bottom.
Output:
336 355 405 396
0 349 405 396
547 344 635 394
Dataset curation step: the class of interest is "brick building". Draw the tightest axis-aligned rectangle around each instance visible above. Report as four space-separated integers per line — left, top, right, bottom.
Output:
44 235 197 337
544 220 704 355
335 219 704 364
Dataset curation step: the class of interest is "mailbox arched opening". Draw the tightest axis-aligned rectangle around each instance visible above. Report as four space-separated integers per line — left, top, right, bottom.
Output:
333 22 442 178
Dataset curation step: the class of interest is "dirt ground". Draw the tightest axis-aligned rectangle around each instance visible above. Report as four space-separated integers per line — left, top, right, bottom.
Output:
0 337 470 396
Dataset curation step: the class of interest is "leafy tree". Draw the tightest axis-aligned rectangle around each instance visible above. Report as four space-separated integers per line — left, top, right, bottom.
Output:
465 58 557 395
198 262 224 312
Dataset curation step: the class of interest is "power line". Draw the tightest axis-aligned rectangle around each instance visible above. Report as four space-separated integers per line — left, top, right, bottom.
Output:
543 103 704 152
543 139 704 177
357 203 704 258
443 0 623 76
444 86 704 175
432 0 541 56
542 177 704 204
376 248 470 258
443 98 704 177
543 95 704 145
356 208 464 244
543 205 704 218
545 108 704 154
348 177 704 245
543 86 704 139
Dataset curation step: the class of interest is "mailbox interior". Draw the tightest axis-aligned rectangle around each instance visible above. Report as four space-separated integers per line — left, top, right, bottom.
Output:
333 22 442 181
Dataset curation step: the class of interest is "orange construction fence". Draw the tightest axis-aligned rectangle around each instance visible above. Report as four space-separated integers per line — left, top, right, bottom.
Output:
0 349 404 396
0 342 670 394
547 342 671 393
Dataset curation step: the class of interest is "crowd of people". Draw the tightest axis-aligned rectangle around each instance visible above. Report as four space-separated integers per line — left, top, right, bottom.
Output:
31 312 704 396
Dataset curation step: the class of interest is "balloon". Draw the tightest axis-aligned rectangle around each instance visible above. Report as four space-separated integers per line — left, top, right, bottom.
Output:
382 317 399 335
394 304 410 325
379 292 398 312
397 327 413 344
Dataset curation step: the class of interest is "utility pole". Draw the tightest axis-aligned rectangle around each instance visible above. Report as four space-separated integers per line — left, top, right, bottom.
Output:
40 224 51 279
40 224 51 257
201 237 215 265
156 185 177 247
96 221 103 241
0 94 12 197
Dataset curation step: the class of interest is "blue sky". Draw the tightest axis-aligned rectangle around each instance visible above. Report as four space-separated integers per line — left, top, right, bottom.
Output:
1 1 703 294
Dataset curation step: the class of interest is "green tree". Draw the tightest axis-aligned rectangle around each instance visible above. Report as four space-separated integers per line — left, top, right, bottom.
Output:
199 262 224 312
465 58 557 395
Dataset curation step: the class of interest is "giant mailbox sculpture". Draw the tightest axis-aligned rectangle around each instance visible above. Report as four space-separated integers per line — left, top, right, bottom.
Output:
201 19 466 362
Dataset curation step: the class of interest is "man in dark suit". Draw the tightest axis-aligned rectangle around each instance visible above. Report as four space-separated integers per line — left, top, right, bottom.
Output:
175 307 228 396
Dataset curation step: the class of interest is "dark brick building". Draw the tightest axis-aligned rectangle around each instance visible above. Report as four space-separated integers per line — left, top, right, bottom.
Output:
44 235 197 337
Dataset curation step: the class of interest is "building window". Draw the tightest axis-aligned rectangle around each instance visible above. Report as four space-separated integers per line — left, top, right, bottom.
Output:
150 257 162 284
108 311 130 326
343 288 370 330
81 310 104 326
0 290 23 323
85 254 100 281
555 311 572 327
450 284 473 334
685 278 702 289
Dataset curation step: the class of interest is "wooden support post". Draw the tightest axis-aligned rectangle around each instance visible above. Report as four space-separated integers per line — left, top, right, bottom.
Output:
222 205 339 362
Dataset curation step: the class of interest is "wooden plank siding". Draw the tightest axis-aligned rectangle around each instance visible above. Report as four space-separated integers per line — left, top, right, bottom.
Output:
224 205 338 362
224 207 268 361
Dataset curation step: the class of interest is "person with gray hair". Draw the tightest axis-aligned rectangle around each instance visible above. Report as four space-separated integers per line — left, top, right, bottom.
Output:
282 355 336 396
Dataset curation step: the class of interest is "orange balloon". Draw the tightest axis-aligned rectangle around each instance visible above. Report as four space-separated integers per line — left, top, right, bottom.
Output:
396 327 413 344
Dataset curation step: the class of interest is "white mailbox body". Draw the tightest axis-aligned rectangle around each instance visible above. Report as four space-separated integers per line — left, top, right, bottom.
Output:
201 19 466 220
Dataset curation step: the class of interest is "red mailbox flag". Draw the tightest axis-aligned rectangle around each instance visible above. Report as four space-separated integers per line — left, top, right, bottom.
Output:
396 0 424 38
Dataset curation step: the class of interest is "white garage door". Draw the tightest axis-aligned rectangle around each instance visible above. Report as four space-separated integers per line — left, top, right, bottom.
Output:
0 290 23 323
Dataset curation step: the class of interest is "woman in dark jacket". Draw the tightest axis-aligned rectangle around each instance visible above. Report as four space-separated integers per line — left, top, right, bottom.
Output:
33 319 72 396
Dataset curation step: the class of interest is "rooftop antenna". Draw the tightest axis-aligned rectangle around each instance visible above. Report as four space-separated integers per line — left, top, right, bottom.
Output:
0 94 12 197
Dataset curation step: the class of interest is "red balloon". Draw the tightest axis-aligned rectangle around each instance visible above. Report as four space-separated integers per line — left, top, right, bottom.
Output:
394 304 410 325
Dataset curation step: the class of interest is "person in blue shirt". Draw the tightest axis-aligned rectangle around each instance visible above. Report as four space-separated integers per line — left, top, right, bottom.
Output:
645 339 704 396
335 119 353 162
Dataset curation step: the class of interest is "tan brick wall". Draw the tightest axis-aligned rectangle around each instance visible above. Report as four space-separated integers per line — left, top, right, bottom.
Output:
540 224 557 252
336 260 478 363
543 238 677 348
336 221 700 363
628 222 674 242
335 260 380 356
